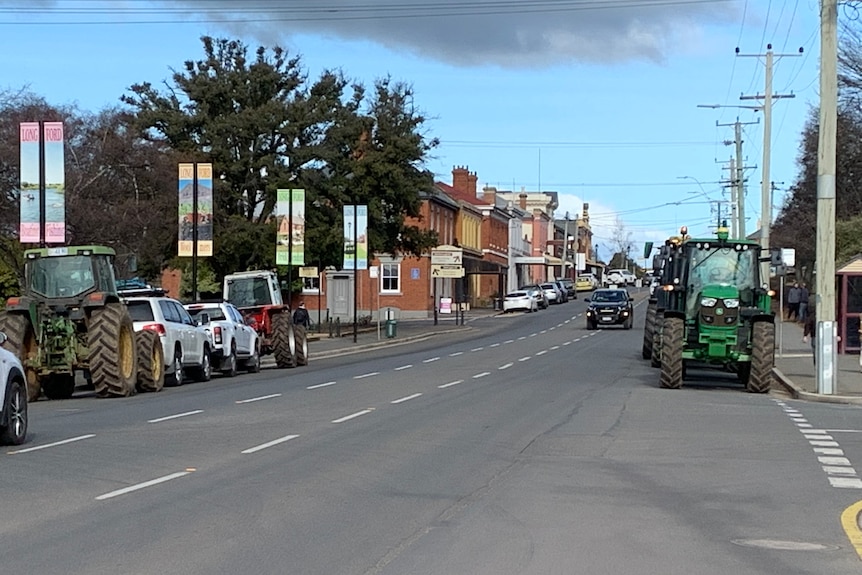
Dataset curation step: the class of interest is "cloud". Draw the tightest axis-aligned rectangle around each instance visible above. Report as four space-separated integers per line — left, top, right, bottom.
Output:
157 0 740 68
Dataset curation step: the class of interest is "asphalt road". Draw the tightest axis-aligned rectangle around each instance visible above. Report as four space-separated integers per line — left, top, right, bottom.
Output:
3 299 862 574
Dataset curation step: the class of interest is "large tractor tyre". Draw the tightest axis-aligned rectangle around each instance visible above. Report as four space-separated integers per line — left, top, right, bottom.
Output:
0 377 28 445
659 317 684 389
272 313 297 368
89 303 137 398
41 374 76 400
746 321 775 394
294 325 309 366
222 343 238 378
0 312 41 402
191 347 212 383
135 330 165 393
642 304 656 359
651 314 664 368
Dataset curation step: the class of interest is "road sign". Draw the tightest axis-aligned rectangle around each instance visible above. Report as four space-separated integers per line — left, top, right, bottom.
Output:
431 264 465 278
298 266 318 278
431 245 463 266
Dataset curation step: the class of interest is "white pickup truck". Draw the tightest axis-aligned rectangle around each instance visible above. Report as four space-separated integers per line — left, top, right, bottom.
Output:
184 302 261 376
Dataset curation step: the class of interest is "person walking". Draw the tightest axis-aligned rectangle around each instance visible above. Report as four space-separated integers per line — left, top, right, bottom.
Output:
798 283 810 323
293 301 311 328
802 305 816 364
787 281 802 321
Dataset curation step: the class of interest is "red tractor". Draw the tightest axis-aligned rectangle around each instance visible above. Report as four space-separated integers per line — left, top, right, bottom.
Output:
223 270 307 368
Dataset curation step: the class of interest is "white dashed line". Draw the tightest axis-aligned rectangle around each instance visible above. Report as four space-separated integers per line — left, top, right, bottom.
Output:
241 434 300 454
564 320 570 324
449 352 464 357
354 372 380 379
504 339 514 344
499 363 513 370
9 434 95 454
391 393 423 404
473 372 490 379
563 341 572 346
148 410 203 424
236 393 281 404
394 365 413 371
550 345 560 350
518 357 531 362
540 330 547 334
536 350 548 356
529 333 537 338
96 471 192 501
438 380 463 389
423 357 440 363
517 336 526 340
471 347 484 352
307 381 337 390
332 409 374 423
489 343 500 348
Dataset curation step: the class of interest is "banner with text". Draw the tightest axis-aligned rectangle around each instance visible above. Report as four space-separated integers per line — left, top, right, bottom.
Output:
276 189 305 266
19 122 40 243
342 205 368 270
178 163 213 257
196 164 213 257
43 122 65 244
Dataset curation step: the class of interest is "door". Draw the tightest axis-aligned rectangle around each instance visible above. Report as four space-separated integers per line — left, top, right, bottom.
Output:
330 274 352 320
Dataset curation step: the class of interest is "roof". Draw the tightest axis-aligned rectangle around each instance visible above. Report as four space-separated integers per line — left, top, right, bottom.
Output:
435 181 487 207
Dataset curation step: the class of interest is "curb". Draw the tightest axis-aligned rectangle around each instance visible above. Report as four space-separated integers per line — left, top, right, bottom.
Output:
772 367 862 405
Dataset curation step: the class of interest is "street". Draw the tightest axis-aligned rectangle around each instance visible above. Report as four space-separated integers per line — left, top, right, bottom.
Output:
3 301 862 574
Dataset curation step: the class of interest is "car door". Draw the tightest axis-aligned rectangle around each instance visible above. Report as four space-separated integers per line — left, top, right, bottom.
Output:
158 300 185 362
174 301 202 364
228 304 250 355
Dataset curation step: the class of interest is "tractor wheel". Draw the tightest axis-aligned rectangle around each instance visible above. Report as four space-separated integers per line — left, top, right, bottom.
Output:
89 303 137 398
135 330 164 393
659 317 684 389
0 312 41 402
294 325 308 366
746 321 775 393
41 374 76 400
642 304 656 359
272 313 297 368
651 314 664 368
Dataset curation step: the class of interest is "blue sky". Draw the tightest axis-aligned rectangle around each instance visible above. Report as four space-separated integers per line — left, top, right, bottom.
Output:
1 1 823 263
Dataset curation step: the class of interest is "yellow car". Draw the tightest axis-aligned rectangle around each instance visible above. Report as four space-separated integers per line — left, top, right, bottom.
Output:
576 276 595 291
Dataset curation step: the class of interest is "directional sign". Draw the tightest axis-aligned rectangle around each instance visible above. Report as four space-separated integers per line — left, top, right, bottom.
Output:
431 245 463 266
431 264 465 278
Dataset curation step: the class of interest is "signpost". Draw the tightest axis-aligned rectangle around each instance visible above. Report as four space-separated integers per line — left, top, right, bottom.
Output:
431 245 464 325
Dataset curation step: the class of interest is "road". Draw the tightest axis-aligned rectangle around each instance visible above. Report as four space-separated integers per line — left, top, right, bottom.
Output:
3 299 862 574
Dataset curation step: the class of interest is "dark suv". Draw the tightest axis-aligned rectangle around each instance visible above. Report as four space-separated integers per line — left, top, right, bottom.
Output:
585 288 633 330
557 278 576 299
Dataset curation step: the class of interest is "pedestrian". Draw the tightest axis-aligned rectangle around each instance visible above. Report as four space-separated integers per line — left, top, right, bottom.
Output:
787 281 802 321
798 283 810 323
802 305 816 364
293 301 311 328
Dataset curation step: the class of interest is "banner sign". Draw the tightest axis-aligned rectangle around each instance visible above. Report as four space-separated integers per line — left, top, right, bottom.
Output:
19 122 40 243
196 163 213 257
178 163 194 257
276 188 305 266
178 163 213 257
342 204 368 270
43 122 65 244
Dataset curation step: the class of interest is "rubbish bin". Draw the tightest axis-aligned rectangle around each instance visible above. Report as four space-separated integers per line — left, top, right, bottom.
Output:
494 298 502 311
385 319 397 339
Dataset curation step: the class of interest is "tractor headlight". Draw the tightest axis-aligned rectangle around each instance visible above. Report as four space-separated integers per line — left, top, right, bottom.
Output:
723 298 740 308
701 297 718 307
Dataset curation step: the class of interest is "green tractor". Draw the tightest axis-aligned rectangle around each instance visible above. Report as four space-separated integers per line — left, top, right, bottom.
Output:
651 225 775 393
0 246 163 401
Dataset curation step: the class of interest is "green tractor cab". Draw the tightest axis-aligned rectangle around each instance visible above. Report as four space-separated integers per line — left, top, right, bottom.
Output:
650 225 775 392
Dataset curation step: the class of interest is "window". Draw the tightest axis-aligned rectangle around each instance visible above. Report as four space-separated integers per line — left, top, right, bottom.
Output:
381 262 400 293
302 276 320 293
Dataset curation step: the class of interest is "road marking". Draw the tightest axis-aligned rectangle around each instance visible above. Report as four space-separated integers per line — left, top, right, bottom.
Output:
825 429 862 433
824 466 858 476
449 352 463 357
797 423 813 428
810 440 840 447
489 343 500 348
354 372 380 379
8 434 95 455
518 356 531 362
438 380 463 389
332 409 374 423
820 457 852 466
564 320 570 324
391 393 422 404
504 339 514 344
96 471 192 501
540 330 547 334
814 447 845 455
574 337 582 342
563 341 572 346
830 477 862 489
550 345 560 350
805 434 834 441
236 393 281 404
471 347 484 352
394 365 413 371
529 333 537 337
307 381 337 390
241 434 300 454
517 336 526 340
148 410 203 424
499 363 513 370
422 357 440 363
473 372 490 379
841 501 862 559
536 350 548 356
802 429 828 434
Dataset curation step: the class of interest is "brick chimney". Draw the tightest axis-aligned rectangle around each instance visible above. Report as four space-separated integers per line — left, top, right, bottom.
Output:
482 185 497 204
452 165 478 197
519 192 528 210
466 170 477 196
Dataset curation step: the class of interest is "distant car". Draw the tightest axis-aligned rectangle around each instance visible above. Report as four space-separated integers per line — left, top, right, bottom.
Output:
606 269 636 286
585 288 634 329
0 330 27 445
503 291 538 313
184 302 262 376
520 285 549 309
540 282 562 304
552 280 570 303
576 274 597 291
557 278 576 298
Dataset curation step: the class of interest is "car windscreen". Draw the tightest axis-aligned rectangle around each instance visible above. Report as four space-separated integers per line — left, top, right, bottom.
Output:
187 307 227 321
505 292 527 298
126 300 155 322
592 291 625 303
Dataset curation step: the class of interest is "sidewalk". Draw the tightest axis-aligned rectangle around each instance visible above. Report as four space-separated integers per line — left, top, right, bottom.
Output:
773 317 862 405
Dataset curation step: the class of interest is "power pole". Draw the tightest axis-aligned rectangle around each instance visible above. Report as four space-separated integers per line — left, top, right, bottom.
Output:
717 117 759 238
720 157 738 238
817 0 838 394
738 44 800 281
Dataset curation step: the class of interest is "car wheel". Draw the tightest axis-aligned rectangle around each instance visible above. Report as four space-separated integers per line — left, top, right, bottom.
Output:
193 347 212 382
245 342 261 373
169 348 184 387
0 378 27 445
222 343 238 378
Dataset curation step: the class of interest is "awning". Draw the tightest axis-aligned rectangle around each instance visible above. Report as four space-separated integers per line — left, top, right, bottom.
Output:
513 255 565 266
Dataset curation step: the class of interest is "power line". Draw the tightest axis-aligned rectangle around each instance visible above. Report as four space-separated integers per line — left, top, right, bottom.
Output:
442 139 718 149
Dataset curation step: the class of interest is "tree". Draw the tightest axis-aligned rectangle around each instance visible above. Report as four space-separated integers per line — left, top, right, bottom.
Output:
610 218 635 271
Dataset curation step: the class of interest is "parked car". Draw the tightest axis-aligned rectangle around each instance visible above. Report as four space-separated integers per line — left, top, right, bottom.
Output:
553 280 570 302
122 288 213 386
520 285 549 309
557 278 576 298
540 282 562 304
606 269 636 286
0 331 27 445
502 291 538 313
577 273 598 291
184 302 262 376
585 288 634 329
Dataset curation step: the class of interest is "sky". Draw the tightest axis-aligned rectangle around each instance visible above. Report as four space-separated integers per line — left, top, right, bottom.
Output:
0 0 828 264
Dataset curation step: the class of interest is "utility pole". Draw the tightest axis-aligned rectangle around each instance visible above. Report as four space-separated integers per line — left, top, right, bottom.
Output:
716 117 758 238
738 44 800 281
561 211 570 278
817 0 838 394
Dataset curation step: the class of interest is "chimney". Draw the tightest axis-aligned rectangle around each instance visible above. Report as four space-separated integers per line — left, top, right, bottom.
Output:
452 166 469 194
519 193 528 210
482 185 497 204
466 170 478 197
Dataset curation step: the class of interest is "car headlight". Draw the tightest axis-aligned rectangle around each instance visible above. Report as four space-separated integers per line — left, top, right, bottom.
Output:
723 298 740 308
701 297 717 307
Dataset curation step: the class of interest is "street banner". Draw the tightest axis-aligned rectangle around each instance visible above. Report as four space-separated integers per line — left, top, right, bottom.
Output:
43 122 65 244
178 163 194 257
19 122 40 243
196 163 213 257
342 204 368 270
276 189 306 266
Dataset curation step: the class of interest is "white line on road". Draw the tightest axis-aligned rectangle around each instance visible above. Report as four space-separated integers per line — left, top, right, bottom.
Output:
471 347 484 352
824 466 858 476
489 343 500 348
9 434 95 454
96 471 192 501
391 393 423 404
563 341 572 346
307 381 337 390
148 410 203 424
241 434 300 454
536 350 548 356
825 429 862 433
394 365 413 371
422 357 440 363
354 372 380 380
449 352 463 357
820 456 852 466
810 440 841 447
802 429 829 434
540 330 547 334
236 394 281 404
504 339 514 344
549 327 556 331
529 333 537 337
518 356 531 362
829 477 862 489
332 409 374 423
798 423 813 428
564 320 570 324
550 345 560 350
438 380 463 389
814 447 845 455
805 434 834 441
517 336 526 340
473 372 490 379
499 363 513 370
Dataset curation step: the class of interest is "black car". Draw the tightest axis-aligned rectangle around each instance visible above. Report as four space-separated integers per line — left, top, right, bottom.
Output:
585 288 633 330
